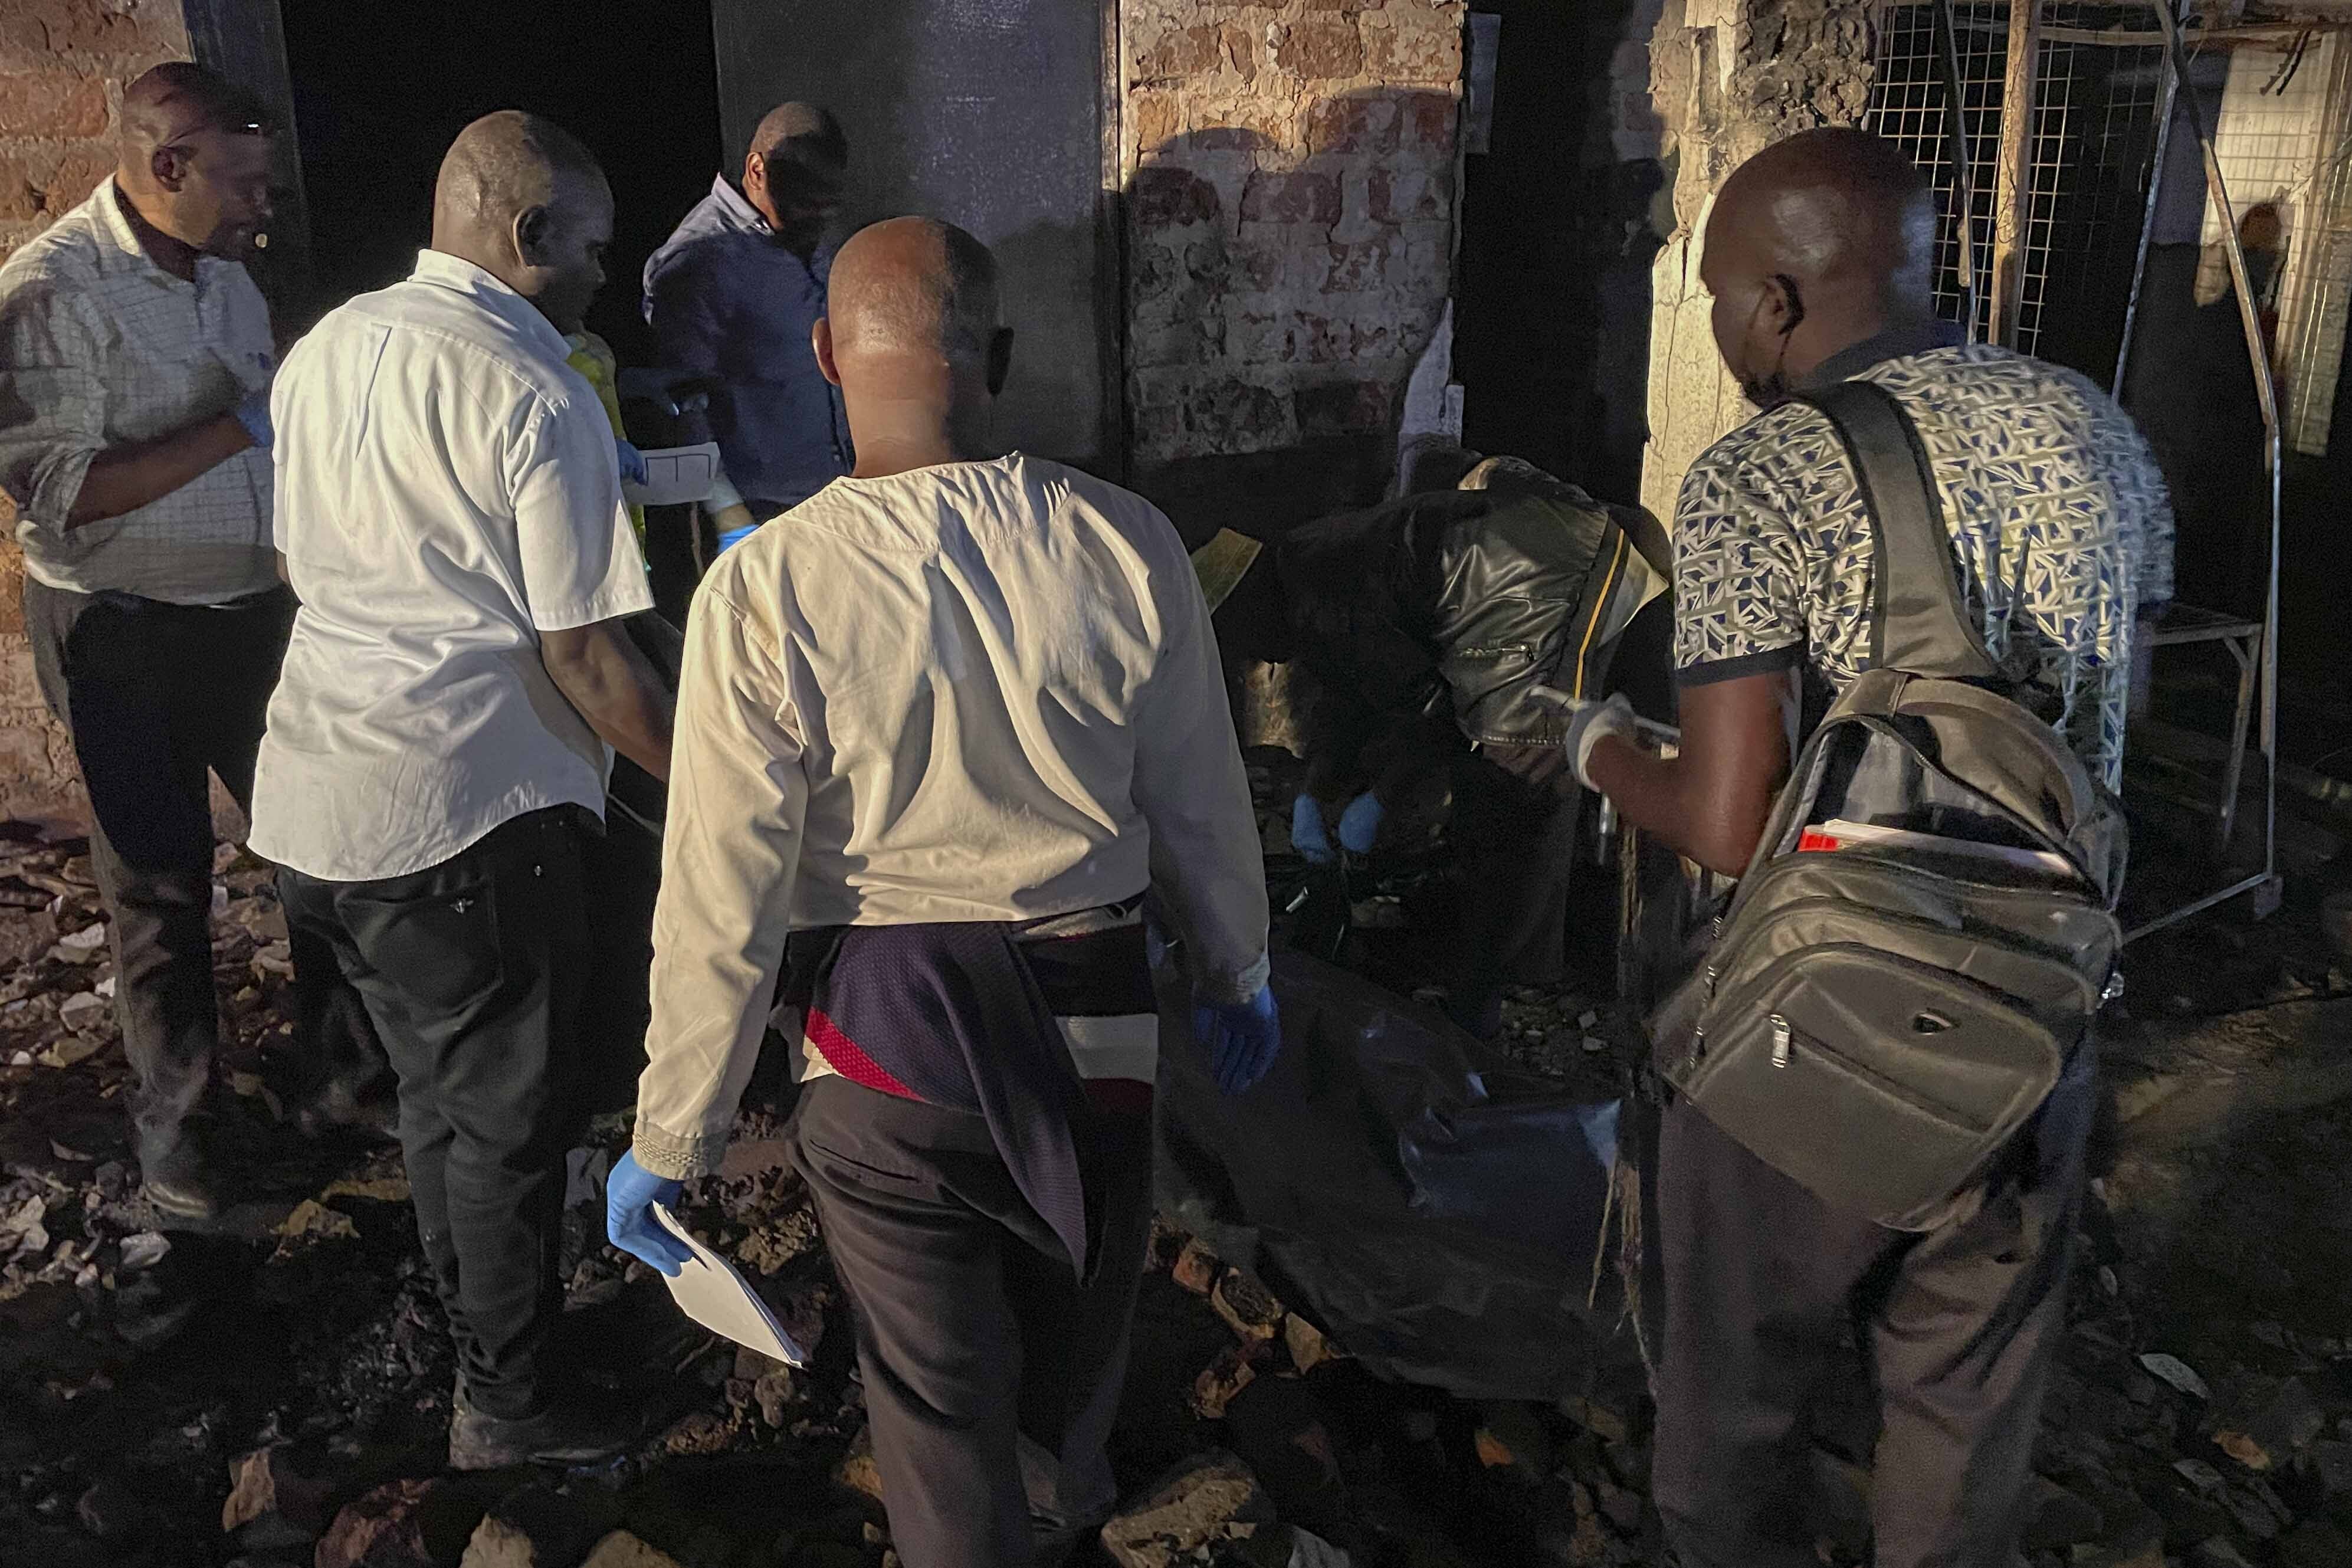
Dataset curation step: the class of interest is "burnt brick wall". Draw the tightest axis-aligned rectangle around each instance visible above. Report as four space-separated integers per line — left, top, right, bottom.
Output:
0 0 191 822
1123 0 1465 483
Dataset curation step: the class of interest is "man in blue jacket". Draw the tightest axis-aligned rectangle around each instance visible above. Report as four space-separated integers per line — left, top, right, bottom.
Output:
642 103 852 529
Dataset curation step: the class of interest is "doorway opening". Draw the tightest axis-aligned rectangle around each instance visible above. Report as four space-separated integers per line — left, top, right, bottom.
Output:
280 0 724 362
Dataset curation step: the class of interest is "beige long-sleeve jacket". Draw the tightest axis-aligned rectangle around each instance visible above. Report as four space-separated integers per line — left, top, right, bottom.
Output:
632 453 1270 1180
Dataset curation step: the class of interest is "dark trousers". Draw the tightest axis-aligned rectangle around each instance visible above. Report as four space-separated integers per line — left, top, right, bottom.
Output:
790 1077 1153 1568
21 579 339 1154
1650 1048 2094 1568
280 808 591 1419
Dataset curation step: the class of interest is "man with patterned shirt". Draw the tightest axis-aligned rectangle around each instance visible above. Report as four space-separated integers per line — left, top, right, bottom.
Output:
1551 130 2171 1567
0 64 294 1221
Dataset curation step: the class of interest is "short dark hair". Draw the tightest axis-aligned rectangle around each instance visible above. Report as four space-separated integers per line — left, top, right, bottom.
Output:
749 102 847 169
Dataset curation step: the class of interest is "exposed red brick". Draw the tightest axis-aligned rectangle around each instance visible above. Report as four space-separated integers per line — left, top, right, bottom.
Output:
1189 122 1278 154
1305 97 1398 157
1363 21 1461 87
1274 19 1364 81
1134 24 1221 81
1130 88 1177 155
1319 235 1397 293
1400 90 1459 149
1219 23 1257 81
1132 165 1221 231
1367 165 1446 224
1294 377 1394 437
0 71 107 137
1231 241 1287 293
37 0 172 54
1239 169 1340 227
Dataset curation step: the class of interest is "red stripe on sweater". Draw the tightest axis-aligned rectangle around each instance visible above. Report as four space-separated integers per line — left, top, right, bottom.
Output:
805 1008 919 1100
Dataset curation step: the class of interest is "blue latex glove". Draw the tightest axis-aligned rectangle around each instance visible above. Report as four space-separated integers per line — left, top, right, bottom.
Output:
1191 983 1282 1095
615 439 650 487
232 391 272 450
1336 790 1385 855
1290 794 1334 865
606 1150 691 1277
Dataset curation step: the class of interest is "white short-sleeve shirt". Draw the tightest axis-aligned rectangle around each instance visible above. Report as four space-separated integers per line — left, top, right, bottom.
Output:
250 250 654 882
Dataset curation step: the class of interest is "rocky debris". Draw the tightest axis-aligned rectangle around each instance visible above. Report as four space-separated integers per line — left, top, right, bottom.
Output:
2139 1351 2213 1400
277 1198 361 1246
221 1442 336 1549
834 1425 886 1506
1472 1403 1551 1481
74 1472 158 1539
1211 1266 1284 1344
1172 1237 1220 1297
1100 1451 1277 1568
458 1482 616 1568
2215 1376 2326 1471
578 1531 688 1568
1192 1343 1261 1421
316 1477 477 1568
1281 1314 1334 1376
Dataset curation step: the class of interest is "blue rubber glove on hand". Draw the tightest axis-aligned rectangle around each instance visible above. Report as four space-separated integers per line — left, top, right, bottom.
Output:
1192 983 1282 1095
615 439 650 487
606 1150 691 1277
1290 794 1334 865
1336 790 1385 855
233 391 272 450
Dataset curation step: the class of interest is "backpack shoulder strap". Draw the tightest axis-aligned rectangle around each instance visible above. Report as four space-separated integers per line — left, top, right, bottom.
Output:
1793 380 1997 681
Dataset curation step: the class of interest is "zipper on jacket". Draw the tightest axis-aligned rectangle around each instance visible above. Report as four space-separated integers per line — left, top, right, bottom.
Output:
1770 1013 1793 1068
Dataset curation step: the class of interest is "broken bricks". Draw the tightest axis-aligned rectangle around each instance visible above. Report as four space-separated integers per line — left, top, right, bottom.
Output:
1099 1451 1277 1568
220 1442 335 1547
1212 1265 1284 1343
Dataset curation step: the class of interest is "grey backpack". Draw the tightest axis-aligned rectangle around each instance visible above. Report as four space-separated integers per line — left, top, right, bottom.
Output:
1654 379 2126 1229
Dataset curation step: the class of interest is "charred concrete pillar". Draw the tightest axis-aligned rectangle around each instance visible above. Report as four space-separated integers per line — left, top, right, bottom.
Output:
1639 0 1881 524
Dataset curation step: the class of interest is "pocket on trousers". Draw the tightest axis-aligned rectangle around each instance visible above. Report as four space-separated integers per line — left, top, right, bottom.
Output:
799 1134 931 1193
342 879 505 1017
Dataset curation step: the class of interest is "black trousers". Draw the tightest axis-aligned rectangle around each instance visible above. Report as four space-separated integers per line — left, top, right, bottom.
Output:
280 807 591 1420
790 1077 1153 1568
22 580 345 1154
1650 1047 2094 1568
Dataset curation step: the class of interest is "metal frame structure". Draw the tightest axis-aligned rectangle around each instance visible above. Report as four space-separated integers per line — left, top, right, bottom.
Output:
1870 1 2307 938
2123 0 2289 937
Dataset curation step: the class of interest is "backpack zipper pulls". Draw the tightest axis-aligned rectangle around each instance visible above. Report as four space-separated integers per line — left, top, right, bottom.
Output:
1770 1013 1793 1068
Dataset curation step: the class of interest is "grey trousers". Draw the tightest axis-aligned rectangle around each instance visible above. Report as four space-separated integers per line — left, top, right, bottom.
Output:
1650 1047 2094 1568
790 1076 1153 1568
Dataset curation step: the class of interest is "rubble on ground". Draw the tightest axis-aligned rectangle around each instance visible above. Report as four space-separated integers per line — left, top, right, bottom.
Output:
2 814 2350 1566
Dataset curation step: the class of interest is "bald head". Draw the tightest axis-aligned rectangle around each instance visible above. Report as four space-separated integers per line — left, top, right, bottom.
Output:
1701 127 1938 402
433 111 612 330
814 218 1012 474
828 218 1001 369
115 63 274 261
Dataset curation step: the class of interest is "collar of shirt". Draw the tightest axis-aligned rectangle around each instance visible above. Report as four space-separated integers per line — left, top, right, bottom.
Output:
406 248 573 365
704 174 773 238
90 175 238 300
1799 319 1968 391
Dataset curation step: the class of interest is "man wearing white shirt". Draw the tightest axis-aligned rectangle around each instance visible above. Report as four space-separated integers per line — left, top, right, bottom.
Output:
252 111 673 1469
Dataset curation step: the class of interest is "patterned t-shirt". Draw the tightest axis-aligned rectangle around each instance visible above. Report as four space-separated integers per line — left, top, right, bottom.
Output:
1671 340 2175 789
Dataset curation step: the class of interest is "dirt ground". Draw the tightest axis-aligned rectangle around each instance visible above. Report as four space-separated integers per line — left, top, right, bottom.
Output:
1 811 2348 1568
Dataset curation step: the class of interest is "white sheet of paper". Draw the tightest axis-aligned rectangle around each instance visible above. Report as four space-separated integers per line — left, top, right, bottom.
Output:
651 1202 808 1366
621 442 721 507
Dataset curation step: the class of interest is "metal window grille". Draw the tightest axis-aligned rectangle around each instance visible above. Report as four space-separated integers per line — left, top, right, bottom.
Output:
1866 4 2171 369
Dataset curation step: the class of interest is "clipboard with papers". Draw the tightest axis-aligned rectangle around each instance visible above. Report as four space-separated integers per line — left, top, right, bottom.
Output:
650 1202 809 1366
